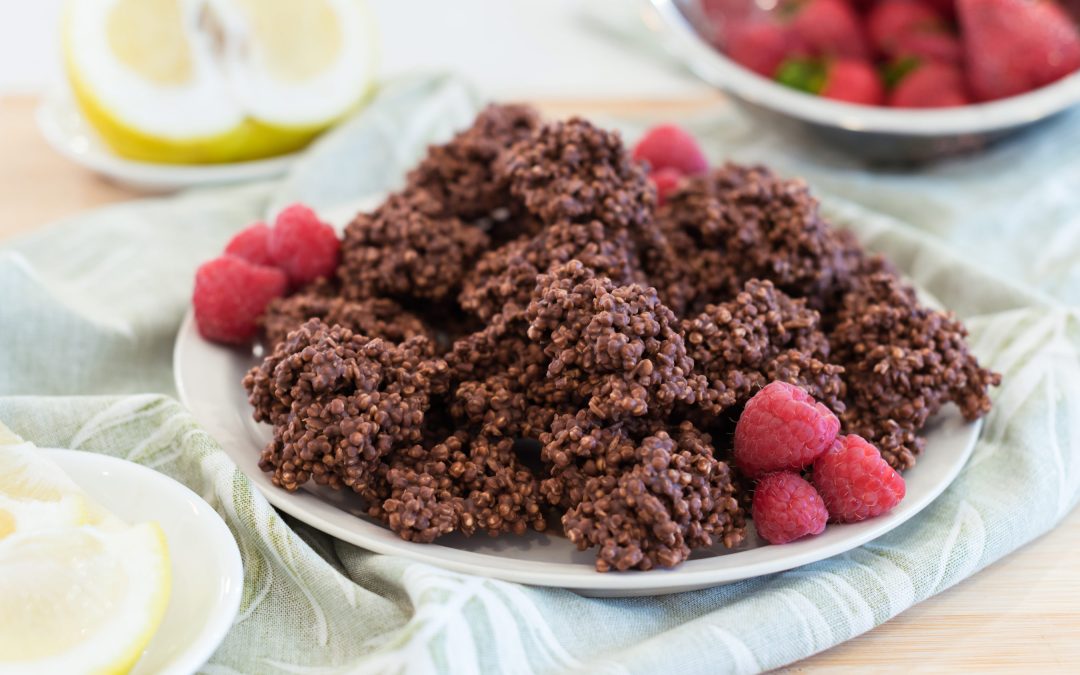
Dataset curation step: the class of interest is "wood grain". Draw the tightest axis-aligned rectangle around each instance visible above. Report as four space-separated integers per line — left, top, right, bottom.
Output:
2 93 1079 673
0 96 139 240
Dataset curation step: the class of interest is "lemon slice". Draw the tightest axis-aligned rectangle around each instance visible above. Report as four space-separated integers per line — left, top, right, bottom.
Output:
62 0 378 163
0 424 172 674
0 524 171 675
0 433 122 534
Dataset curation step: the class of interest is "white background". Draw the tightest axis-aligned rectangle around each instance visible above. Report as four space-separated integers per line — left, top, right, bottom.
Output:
0 0 709 98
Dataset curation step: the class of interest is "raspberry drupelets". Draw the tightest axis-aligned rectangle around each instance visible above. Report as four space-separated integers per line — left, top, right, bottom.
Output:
268 204 340 287
236 107 1000 570
194 256 287 345
632 124 709 176
752 472 828 545
814 434 906 522
224 223 274 266
734 381 840 478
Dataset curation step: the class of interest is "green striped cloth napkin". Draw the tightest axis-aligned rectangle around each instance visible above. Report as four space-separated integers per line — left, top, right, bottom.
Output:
2 74 1078 673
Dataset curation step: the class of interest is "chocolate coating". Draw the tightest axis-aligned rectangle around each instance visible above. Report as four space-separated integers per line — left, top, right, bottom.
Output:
246 109 1000 571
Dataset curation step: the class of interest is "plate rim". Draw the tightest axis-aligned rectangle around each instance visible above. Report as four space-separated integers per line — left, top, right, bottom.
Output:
36 87 298 191
173 307 980 594
42 447 244 675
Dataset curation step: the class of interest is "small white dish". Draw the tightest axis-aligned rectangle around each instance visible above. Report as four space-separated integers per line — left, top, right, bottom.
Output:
36 87 297 192
173 199 981 597
42 448 244 675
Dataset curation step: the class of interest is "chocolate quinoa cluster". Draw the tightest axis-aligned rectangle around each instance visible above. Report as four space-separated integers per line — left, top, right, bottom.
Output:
246 104 1000 571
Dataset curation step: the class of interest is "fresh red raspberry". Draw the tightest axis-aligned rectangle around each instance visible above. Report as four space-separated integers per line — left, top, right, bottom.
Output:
193 256 288 345
649 167 684 206
813 434 907 523
224 222 273 266
268 204 341 287
734 381 841 478
752 471 828 544
632 124 708 176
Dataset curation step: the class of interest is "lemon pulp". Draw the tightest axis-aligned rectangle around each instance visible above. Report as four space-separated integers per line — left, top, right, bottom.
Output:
0 425 173 675
64 0 377 164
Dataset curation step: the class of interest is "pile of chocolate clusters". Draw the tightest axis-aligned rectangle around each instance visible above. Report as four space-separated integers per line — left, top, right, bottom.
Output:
243 105 999 572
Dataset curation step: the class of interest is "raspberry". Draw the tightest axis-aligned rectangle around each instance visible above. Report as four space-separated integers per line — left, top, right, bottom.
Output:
649 167 684 206
224 222 273 266
734 381 840 478
268 204 341 286
193 256 288 345
813 434 906 523
752 471 828 544
632 124 708 176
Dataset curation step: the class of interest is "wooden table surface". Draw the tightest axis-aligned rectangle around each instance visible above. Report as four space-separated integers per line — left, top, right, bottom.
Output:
3 93 1079 672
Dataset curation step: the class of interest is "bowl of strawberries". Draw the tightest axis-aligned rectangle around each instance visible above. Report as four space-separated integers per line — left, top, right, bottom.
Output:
647 0 1080 161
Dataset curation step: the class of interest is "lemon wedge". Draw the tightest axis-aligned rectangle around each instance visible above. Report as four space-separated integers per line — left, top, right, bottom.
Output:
0 424 172 675
0 525 171 675
0 435 122 534
62 0 378 164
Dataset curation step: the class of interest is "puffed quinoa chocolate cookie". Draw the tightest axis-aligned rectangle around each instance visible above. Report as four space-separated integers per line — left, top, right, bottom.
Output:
245 106 999 571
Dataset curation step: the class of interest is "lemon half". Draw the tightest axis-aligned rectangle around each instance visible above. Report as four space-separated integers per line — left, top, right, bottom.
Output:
63 0 378 164
0 425 172 675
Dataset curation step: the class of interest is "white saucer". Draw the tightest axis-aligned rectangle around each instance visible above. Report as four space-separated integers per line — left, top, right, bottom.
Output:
36 87 297 192
43 449 244 675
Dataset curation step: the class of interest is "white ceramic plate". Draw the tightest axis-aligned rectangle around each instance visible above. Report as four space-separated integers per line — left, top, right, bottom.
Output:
36 87 297 193
174 200 980 597
43 449 244 674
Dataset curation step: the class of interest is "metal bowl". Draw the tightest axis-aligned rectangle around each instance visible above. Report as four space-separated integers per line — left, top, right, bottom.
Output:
645 0 1080 162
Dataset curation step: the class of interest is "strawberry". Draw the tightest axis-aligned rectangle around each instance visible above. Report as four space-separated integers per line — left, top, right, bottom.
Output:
1063 0 1080 22
726 20 806 77
890 30 962 64
925 0 957 17
868 0 962 64
789 0 871 59
888 60 970 107
958 0 1080 101
702 0 773 49
821 60 886 104
777 58 885 105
